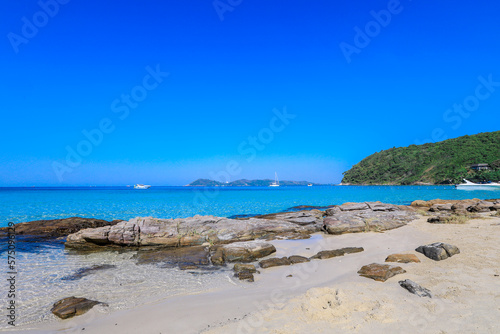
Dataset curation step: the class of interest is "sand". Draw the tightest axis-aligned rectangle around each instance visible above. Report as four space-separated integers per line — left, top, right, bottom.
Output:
11 216 500 334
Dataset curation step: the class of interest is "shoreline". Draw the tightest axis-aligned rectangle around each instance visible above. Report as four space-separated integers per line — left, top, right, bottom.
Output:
9 213 500 333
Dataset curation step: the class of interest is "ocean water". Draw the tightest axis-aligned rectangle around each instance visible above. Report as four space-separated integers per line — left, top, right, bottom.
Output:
1 185 499 227
1 185 499 329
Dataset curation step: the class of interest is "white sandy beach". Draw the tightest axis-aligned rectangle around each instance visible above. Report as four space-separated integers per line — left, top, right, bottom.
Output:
11 216 500 334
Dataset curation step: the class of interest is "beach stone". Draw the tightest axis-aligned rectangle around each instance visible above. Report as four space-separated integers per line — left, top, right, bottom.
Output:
233 264 257 274
236 271 254 282
0 217 121 239
385 254 420 263
310 247 364 260
259 257 291 269
288 255 310 264
399 279 432 298
415 242 460 261
429 204 453 212
51 297 103 319
135 246 210 268
357 263 406 282
366 202 398 211
468 202 495 213
411 200 430 208
61 264 116 281
325 206 341 216
220 241 276 263
323 217 366 234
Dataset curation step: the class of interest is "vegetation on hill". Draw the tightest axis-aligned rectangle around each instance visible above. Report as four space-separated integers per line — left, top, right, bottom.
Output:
187 179 321 186
341 131 500 185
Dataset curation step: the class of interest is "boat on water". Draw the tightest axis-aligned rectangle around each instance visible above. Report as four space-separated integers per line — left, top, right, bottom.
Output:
308 183 313 187
455 179 500 190
269 172 280 187
134 184 151 189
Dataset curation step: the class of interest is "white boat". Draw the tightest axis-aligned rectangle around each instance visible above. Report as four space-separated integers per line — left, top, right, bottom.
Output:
308 183 313 187
134 184 151 189
269 172 280 187
455 179 500 190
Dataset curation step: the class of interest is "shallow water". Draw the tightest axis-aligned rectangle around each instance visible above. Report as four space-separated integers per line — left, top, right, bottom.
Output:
0 239 234 329
1 185 499 226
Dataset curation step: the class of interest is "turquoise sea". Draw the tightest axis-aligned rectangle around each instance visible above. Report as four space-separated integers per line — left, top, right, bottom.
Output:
2 185 500 227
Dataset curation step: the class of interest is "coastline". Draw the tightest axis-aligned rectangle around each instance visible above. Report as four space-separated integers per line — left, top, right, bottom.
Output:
9 213 500 334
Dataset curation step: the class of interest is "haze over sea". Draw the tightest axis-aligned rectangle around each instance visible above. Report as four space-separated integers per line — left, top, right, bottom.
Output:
2 185 499 227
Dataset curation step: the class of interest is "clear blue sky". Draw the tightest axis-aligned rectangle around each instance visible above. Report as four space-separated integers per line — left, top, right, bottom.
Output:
1 0 499 186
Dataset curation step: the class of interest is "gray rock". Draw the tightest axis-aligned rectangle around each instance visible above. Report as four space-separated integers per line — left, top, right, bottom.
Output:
415 242 460 261
399 279 432 298
366 202 398 211
339 203 370 211
66 216 312 249
219 241 276 263
325 206 341 216
429 204 453 212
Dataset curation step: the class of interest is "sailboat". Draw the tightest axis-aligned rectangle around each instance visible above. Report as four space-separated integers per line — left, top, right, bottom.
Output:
269 172 280 187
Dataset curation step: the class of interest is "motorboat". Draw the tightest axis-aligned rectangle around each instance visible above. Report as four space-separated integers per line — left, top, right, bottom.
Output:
134 184 151 189
455 179 500 190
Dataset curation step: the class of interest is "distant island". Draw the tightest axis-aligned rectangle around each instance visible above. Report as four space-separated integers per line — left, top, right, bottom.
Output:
342 131 500 185
187 179 324 187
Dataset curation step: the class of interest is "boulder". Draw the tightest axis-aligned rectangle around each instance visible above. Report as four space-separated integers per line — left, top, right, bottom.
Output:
219 241 276 263
310 247 364 260
468 202 496 213
233 264 257 274
399 279 432 298
0 217 121 239
429 204 453 212
357 263 406 282
385 254 420 263
259 257 291 269
51 297 104 319
61 264 116 281
66 216 312 249
415 242 460 261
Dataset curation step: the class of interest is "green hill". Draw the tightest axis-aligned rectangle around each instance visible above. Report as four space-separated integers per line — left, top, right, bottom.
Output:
341 131 500 185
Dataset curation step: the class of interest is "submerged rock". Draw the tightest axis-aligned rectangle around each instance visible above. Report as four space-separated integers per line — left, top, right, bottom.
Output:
135 246 210 269
61 264 116 281
415 242 460 261
0 217 121 239
385 254 420 263
399 279 432 298
236 271 254 282
51 297 104 319
357 263 406 282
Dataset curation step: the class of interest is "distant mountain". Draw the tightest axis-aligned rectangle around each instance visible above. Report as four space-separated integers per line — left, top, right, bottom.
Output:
341 131 500 185
187 178 323 187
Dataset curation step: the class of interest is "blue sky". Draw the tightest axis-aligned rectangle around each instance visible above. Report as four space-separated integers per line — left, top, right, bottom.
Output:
1 0 499 186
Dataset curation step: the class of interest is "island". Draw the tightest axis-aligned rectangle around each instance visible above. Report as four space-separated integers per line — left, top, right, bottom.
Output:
186 179 324 187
